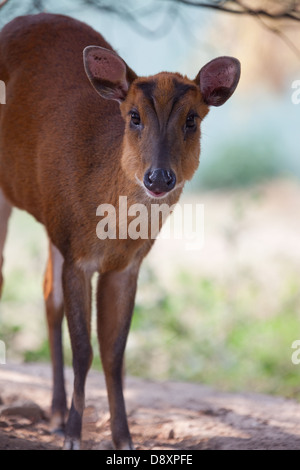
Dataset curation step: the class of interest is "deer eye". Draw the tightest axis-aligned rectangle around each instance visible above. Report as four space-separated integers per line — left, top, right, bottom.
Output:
185 113 196 129
130 110 141 126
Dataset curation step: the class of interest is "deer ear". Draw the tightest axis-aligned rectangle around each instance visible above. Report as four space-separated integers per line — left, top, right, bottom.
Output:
196 56 241 107
83 46 137 103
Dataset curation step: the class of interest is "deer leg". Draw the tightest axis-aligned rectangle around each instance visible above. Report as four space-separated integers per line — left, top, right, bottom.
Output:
43 241 67 433
96 261 140 450
62 261 93 450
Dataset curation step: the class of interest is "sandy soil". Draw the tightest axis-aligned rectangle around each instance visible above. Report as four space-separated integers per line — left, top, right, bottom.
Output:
1 362 300 450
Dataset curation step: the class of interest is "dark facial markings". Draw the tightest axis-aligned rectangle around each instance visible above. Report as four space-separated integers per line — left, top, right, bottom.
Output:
136 80 156 103
134 78 199 134
172 79 197 106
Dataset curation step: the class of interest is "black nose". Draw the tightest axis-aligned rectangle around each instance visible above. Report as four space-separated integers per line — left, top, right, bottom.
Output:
143 168 176 194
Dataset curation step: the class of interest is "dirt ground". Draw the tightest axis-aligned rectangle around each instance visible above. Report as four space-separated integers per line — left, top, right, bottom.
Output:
1 362 300 450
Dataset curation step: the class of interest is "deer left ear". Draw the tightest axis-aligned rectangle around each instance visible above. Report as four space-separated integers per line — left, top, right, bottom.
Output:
83 46 137 103
196 56 241 107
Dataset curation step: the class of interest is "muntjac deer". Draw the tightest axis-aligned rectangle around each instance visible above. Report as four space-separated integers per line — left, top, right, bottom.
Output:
0 13 240 449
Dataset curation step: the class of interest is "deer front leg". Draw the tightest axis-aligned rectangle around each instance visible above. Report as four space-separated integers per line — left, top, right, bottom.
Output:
96 261 140 450
62 261 93 450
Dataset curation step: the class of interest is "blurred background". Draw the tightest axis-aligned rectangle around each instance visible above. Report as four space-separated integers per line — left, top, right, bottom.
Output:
0 0 300 399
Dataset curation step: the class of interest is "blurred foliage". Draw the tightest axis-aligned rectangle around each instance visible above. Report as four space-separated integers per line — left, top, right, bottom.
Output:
1 0 300 25
195 136 283 190
127 265 300 399
1 0 299 63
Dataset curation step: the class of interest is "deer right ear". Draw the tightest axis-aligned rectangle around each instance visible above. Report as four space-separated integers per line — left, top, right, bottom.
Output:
83 46 137 103
197 56 241 107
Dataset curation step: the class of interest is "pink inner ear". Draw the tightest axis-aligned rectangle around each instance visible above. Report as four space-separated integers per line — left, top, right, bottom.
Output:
86 47 127 85
200 57 240 105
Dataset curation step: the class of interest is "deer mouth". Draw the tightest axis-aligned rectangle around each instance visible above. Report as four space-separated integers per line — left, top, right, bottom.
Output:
146 189 167 199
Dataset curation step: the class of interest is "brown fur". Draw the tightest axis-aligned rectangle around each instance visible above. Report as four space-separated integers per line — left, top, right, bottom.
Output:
0 13 240 449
